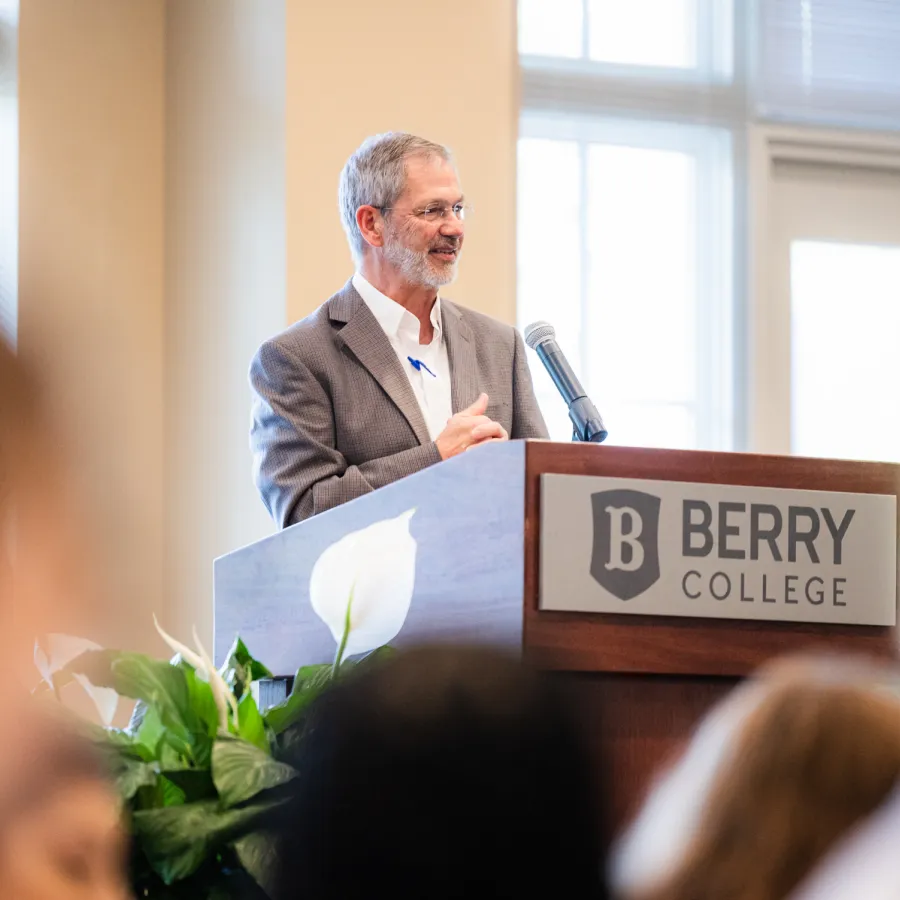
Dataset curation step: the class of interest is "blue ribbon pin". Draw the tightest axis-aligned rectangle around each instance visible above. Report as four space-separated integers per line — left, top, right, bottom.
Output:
408 356 437 378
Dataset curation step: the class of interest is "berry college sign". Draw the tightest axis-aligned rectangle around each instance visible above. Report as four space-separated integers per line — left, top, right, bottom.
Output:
540 475 897 626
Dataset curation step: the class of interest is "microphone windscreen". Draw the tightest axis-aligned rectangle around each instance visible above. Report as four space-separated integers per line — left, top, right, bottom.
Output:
524 320 555 350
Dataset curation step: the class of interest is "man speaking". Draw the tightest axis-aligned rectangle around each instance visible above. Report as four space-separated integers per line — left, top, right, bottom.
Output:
250 132 548 527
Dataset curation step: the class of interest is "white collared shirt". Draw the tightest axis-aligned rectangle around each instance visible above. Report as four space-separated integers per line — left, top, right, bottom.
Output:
352 272 453 441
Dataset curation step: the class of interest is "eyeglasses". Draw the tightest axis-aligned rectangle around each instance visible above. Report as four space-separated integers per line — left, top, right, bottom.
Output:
378 203 469 223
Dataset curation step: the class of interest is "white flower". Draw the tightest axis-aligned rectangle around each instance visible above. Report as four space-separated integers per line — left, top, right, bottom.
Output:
153 616 238 732
310 509 417 660
34 634 119 726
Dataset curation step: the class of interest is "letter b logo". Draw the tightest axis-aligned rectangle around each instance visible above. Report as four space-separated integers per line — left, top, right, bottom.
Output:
591 490 661 600
605 506 645 571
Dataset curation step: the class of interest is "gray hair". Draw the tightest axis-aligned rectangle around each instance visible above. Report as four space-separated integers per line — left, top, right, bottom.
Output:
338 132 454 265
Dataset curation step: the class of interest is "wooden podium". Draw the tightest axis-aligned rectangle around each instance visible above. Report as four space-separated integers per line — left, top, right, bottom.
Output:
214 441 900 826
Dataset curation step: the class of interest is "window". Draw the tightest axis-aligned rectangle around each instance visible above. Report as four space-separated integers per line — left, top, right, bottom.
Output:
761 153 900 461
518 118 733 448
791 241 900 463
0 1 17 345
588 0 696 69
518 0 732 77
518 1 740 449
519 0 900 456
518 0 582 60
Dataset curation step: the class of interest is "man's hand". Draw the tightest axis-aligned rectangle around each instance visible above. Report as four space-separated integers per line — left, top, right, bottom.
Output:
435 393 509 461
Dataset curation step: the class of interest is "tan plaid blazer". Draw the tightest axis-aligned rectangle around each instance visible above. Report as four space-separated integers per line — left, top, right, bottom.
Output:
249 279 549 527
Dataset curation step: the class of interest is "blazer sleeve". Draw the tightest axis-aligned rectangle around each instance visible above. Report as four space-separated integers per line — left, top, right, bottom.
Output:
250 339 442 528
510 328 550 440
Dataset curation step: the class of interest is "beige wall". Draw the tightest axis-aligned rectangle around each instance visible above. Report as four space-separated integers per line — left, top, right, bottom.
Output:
18 0 166 652
165 0 285 645
15 0 519 654
285 0 519 325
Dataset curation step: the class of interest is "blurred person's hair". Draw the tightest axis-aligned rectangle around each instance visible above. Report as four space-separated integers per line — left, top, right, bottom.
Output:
787 779 900 900
611 654 900 900
271 644 608 900
338 132 454 265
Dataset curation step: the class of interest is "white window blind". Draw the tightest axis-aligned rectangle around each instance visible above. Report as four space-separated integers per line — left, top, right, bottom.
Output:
756 0 900 131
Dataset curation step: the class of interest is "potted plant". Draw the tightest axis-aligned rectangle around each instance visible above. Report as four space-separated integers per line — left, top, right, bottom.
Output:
33 509 418 899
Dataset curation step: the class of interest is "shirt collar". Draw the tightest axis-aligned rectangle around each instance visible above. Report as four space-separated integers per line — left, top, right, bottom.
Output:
352 272 442 342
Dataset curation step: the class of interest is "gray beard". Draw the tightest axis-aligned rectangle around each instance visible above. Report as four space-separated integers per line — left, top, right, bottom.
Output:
383 237 459 289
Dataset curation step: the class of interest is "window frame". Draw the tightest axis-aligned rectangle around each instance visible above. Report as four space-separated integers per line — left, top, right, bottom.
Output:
518 0 750 450
519 0 900 456
747 123 900 454
518 111 737 450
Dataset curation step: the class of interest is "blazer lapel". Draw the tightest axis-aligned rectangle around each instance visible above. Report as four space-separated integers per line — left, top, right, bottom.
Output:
331 282 432 446
442 300 480 414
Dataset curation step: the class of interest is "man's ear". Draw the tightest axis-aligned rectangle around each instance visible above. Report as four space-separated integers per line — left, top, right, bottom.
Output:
356 205 385 249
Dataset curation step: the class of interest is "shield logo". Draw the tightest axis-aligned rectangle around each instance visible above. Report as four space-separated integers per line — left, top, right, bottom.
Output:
590 490 661 601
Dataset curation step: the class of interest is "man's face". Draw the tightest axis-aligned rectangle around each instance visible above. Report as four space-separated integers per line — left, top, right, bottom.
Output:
381 154 465 289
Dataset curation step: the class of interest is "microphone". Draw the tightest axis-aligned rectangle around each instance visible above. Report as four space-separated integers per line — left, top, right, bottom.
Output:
524 321 608 444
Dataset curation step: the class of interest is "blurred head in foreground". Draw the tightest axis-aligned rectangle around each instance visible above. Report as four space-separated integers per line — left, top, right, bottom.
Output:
610 654 900 900
0 337 96 661
272 645 607 900
0 711 128 900
0 338 126 898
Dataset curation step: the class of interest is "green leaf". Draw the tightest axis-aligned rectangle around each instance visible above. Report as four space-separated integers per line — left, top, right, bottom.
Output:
49 648 115 693
158 739 189 771
204 887 234 900
159 775 186 808
105 726 144 749
212 735 296 809
133 796 282 885
160 727 195 763
219 637 273 702
233 831 280 897
63 650 201 746
70 651 215 768
261 692 307 736
224 637 252 667
183 666 220 739
263 664 333 735
133 785 159 812
173 666 217 769
112 655 197 733
136 705 165 759
160 768 216 803
115 758 159 800
358 644 396 667
248 659 273 681
73 719 153 764
237 695 269 754
113 740 154 764
292 663 334 691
